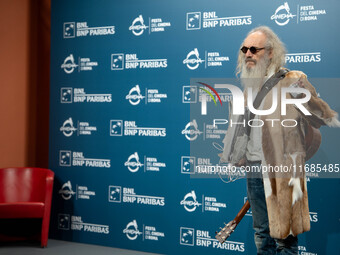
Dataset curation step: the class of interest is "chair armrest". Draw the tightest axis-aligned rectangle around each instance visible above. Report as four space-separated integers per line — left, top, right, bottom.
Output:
41 169 54 247
44 170 54 215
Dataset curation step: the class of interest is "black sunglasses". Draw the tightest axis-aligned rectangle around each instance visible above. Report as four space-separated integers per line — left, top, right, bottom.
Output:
240 46 265 54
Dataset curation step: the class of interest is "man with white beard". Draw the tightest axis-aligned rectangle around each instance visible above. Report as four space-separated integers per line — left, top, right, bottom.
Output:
239 26 295 255
221 26 340 255
238 28 278 166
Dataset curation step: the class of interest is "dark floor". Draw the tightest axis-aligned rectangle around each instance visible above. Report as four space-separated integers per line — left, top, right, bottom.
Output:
0 239 161 255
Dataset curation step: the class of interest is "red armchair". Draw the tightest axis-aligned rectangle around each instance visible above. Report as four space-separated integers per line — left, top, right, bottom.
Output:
0 167 54 247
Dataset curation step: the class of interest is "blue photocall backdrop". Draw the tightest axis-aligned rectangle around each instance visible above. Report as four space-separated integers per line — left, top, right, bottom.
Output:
49 0 340 254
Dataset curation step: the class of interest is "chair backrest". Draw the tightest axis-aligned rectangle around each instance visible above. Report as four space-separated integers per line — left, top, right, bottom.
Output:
0 168 53 203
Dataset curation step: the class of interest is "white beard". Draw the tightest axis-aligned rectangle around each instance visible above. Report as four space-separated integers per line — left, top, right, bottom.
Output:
240 55 270 90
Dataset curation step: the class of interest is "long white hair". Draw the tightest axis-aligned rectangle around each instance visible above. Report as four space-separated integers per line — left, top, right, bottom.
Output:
236 26 286 77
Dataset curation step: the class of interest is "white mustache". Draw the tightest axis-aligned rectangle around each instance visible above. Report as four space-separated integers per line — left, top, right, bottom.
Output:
245 58 257 64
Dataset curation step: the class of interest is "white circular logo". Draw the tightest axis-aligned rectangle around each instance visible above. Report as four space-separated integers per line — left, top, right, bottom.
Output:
60 118 77 137
123 220 142 240
126 85 145 105
271 2 296 26
129 15 148 36
181 119 202 141
59 181 75 200
61 54 78 74
124 152 144 172
183 48 204 70
180 191 201 212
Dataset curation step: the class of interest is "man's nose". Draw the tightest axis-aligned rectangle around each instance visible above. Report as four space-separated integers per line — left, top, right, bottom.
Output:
245 49 253 58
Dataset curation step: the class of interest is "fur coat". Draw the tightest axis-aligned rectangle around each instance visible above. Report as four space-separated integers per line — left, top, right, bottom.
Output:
222 70 340 239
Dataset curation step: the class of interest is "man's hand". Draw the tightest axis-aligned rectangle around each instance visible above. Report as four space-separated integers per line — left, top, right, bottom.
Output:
235 158 246 167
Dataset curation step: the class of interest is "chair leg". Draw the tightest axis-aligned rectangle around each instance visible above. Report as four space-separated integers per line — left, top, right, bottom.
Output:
40 216 49 247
